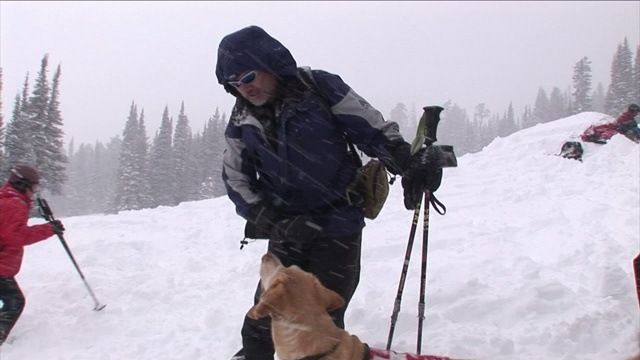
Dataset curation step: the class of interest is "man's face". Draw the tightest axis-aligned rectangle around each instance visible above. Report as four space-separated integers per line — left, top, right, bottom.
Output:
230 70 278 106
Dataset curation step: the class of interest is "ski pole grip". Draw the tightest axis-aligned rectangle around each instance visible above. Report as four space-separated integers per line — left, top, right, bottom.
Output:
410 105 445 155
36 196 54 219
422 105 444 146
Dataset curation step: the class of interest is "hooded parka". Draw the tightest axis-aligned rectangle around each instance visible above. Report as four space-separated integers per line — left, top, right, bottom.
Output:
217 26 412 238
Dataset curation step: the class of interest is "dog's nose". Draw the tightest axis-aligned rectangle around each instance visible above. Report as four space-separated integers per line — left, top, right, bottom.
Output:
262 253 276 262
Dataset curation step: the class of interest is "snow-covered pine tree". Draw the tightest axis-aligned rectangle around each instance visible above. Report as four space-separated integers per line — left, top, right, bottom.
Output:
135 110 154 208
548 87 566 122
97 137 122 214
4 75 35 179
520 105 535 130
592 83 606 113
438 101 469 155
605 38 634 116
198 108 227 198
28 55 52 186
114 102 149 211
186 130 204 201
474 103 492 149
498 102 517 138
571 56 592 114
41 64 68 195
64 141 93 215
211 109 227 196
533 87 551 124
148 106 174 207
199 114 217 199
172 101 193 204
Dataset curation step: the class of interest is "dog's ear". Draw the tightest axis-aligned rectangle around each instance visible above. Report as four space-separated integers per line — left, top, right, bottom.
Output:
314 279 345 312
247 281 285 319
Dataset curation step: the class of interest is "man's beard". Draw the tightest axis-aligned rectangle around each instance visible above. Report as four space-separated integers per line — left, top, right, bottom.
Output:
245 84 277 106
248 95 271 106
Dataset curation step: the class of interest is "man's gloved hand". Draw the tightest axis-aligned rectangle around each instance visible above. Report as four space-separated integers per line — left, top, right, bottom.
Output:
51 219 65 234
270 215 323 245
244 201 279 239
401 148 443 210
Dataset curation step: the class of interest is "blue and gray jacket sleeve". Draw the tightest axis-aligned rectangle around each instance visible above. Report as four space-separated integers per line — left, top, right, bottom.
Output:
310 70 412 174
221 110 264 219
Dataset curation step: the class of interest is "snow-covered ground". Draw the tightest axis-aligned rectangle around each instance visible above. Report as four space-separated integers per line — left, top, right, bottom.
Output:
1 112 638 360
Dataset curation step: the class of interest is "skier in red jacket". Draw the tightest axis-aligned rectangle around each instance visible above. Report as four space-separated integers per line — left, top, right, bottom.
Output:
581 104 640 143
0 164 64 346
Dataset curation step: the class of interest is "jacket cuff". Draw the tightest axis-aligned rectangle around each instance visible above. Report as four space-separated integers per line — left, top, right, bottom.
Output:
383 141 412 175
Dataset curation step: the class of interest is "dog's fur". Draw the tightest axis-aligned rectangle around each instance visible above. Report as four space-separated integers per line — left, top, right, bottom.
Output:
247 252 455 360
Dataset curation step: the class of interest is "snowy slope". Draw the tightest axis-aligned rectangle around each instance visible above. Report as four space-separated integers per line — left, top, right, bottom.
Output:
1 112 638 360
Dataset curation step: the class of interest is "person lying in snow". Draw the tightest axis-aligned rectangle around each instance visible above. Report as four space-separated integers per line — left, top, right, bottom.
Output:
580 104 640 144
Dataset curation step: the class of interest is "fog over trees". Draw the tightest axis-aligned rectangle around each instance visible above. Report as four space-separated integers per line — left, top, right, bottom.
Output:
0 38 638 217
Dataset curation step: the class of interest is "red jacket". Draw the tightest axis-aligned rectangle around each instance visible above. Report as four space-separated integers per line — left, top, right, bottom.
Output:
613 110 639 125
581 110 638 141
0 183 56 277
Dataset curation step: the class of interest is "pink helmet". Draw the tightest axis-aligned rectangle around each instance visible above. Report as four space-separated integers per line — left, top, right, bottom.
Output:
9 164 41 192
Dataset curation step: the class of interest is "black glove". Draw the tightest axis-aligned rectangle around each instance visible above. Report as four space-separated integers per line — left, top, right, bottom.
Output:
51 219 65 234
401 148 443 210
244 202 279 239
270 215 323 245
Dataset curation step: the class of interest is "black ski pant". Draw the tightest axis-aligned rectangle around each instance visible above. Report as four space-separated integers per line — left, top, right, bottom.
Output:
240 231 362 360
0 277 25 345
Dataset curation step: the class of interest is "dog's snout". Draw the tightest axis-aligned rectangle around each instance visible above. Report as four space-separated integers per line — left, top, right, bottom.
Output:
262 253 276 262
262 252 284 267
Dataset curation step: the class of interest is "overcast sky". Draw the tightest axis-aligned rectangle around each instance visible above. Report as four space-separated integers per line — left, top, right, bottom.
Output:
1 1 638 145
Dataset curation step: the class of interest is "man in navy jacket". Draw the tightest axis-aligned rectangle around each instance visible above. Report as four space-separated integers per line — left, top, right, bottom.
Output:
216 25 441 360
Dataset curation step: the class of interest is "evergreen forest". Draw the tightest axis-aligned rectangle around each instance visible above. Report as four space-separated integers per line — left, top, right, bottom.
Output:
0 38 638 217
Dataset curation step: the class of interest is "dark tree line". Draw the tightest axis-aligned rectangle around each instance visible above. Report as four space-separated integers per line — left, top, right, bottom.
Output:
104 101 227 214
56 103 228 216
0 54 227 216
0 37 637 217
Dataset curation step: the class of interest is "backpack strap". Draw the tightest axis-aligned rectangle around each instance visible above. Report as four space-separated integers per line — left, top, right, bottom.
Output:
297 67 362 167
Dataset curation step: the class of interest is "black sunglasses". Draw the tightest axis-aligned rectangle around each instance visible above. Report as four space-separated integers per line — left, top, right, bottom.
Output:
228 71 258 88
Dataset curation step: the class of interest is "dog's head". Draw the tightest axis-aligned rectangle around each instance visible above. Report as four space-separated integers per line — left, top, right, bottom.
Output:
247 252 345 321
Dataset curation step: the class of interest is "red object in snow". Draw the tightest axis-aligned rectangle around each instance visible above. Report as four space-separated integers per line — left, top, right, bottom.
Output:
581 108 638 143
369 347 452 360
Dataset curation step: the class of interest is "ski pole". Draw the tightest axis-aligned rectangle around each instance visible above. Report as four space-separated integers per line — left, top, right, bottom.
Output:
386 197 422 350
36 196 106 311
386 105 456 352
416 191 431 354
